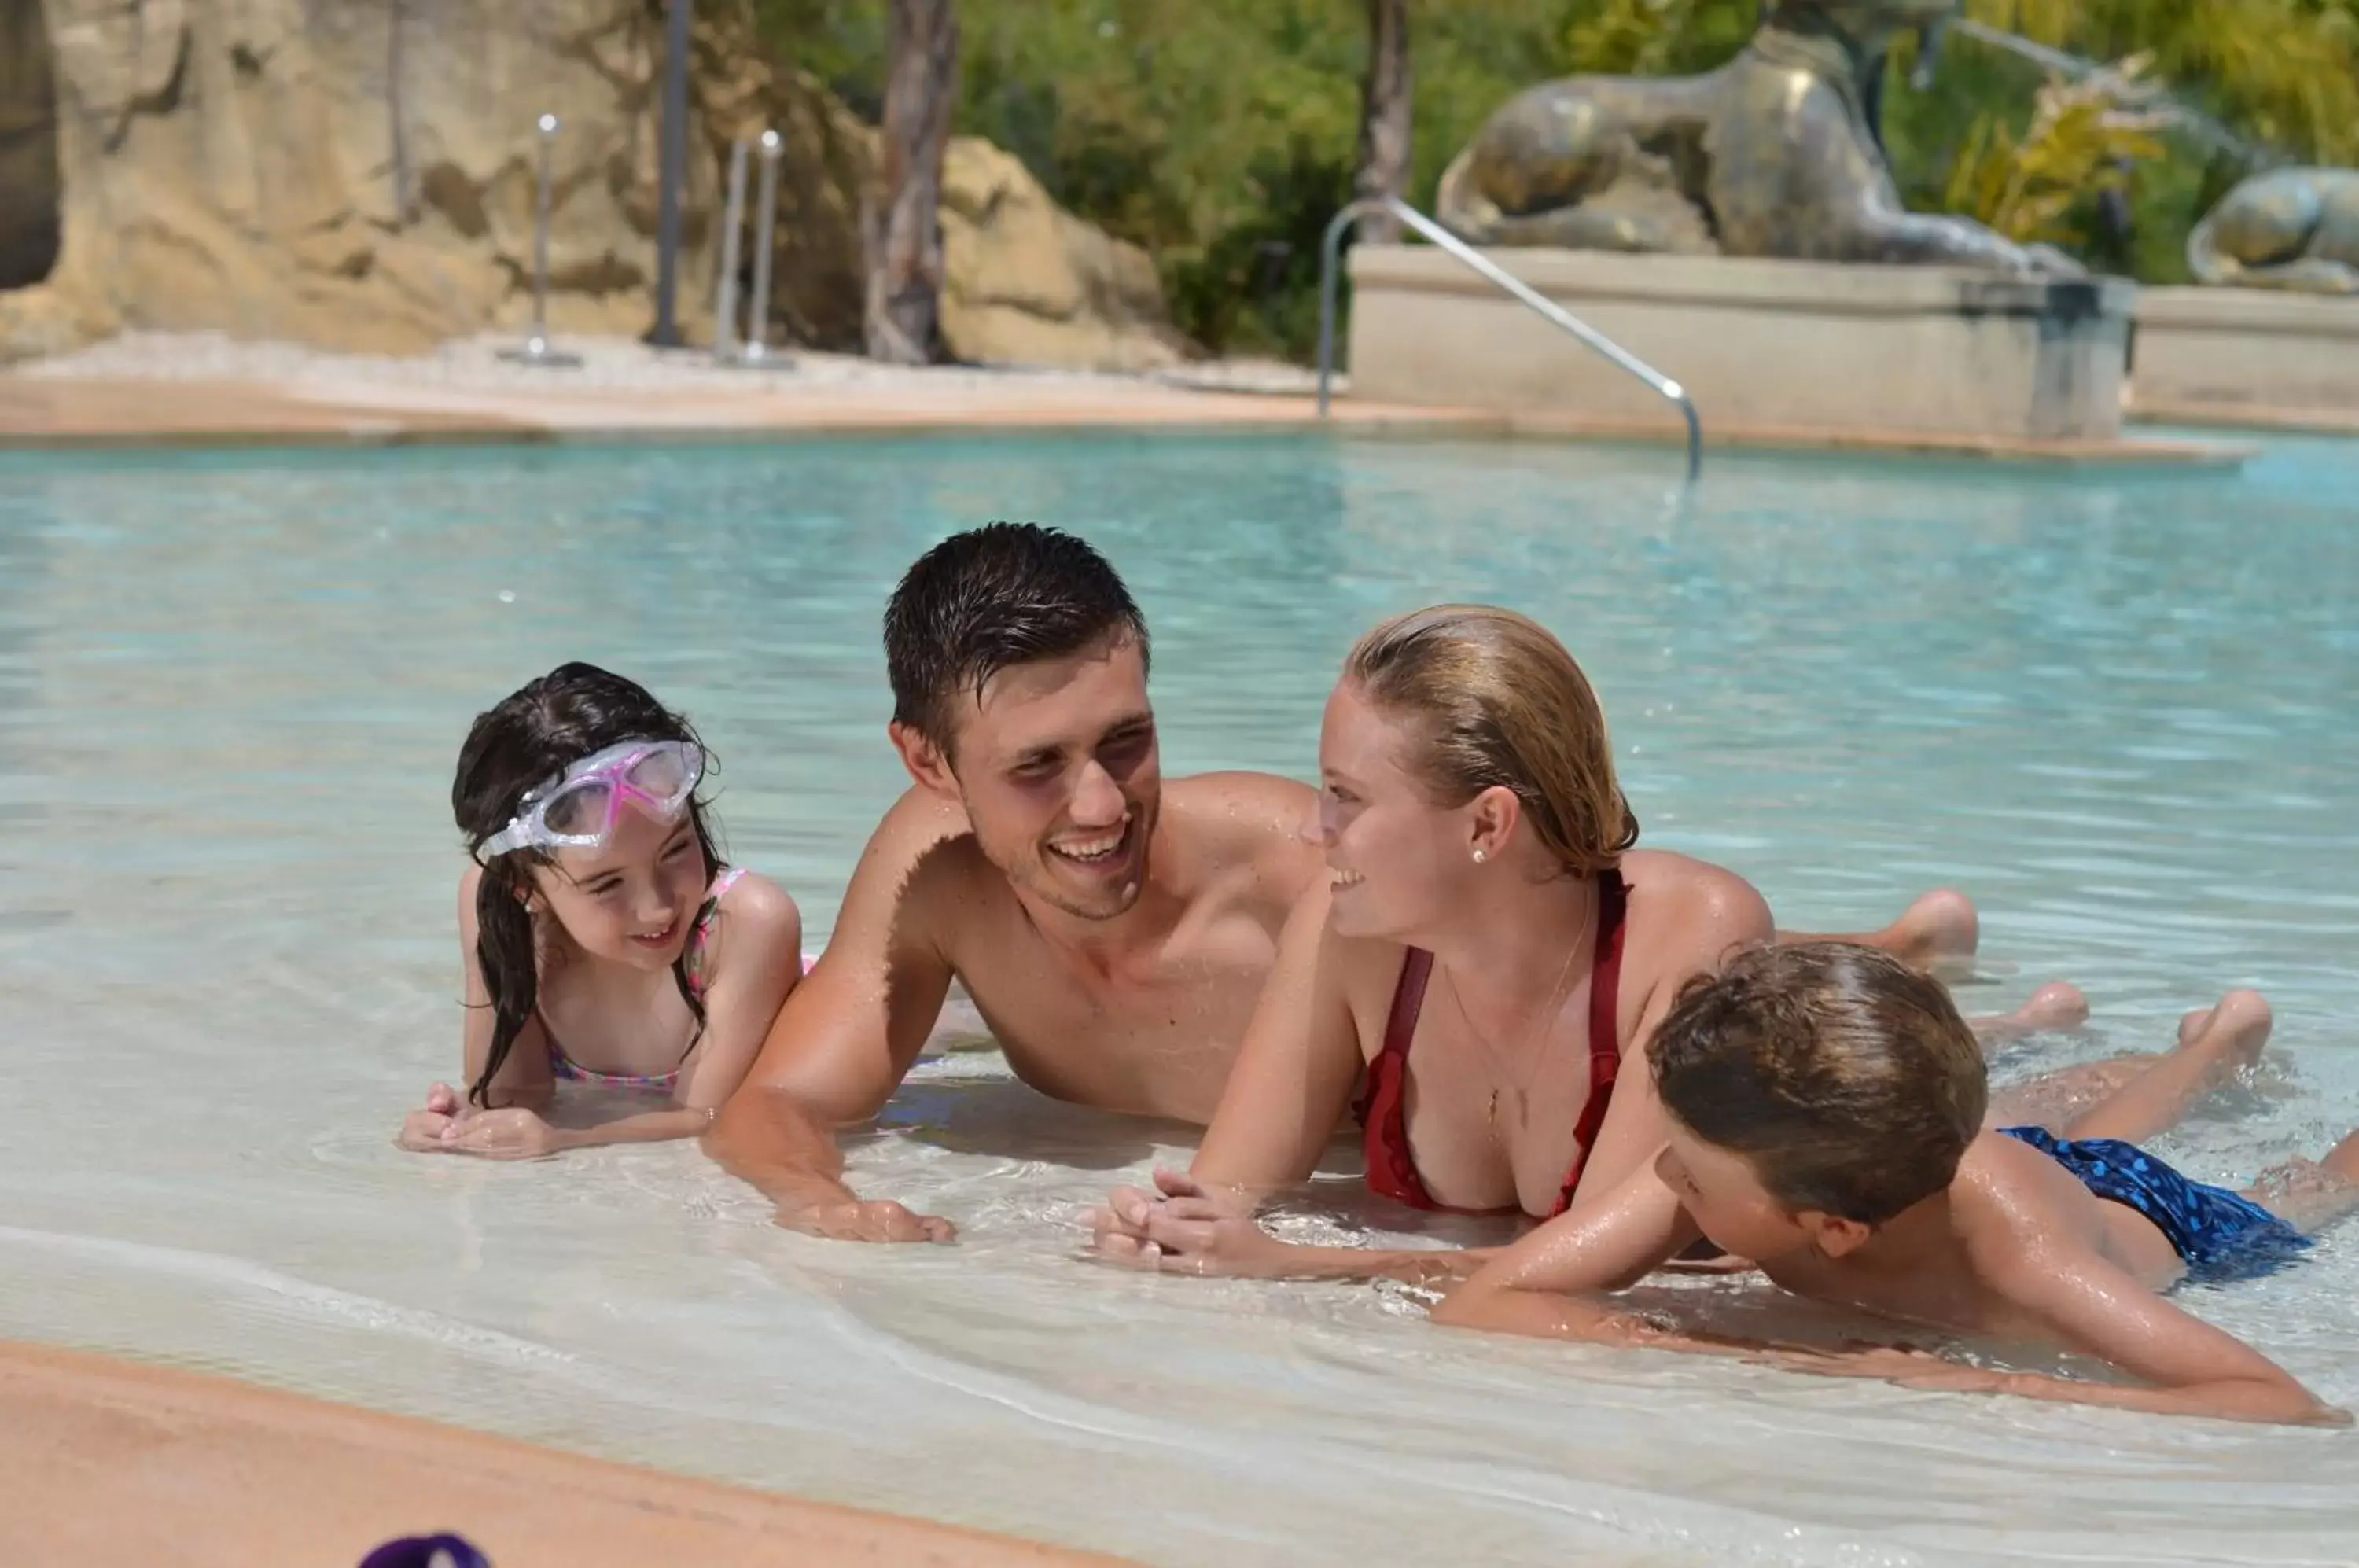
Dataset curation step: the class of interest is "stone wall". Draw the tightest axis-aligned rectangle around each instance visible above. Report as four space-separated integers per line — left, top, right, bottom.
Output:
0 0 61 290
0 0 1187 370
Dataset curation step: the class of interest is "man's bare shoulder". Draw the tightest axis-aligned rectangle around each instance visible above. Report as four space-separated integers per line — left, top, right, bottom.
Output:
1163 770 1324 909
845 787 1003 920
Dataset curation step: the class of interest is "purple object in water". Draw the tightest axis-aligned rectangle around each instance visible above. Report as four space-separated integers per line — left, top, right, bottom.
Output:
359 1535 490 1568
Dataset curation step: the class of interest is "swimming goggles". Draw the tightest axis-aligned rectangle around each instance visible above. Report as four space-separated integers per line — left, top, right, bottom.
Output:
480 738 704 858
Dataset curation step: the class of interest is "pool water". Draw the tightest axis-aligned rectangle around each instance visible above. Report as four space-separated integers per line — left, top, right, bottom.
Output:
2 431 2356 1566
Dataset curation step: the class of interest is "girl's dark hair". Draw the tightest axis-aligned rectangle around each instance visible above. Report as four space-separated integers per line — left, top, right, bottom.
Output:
451 662 723 1108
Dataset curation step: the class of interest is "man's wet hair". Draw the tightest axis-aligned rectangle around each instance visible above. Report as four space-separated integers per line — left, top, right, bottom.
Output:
884 523 1150 760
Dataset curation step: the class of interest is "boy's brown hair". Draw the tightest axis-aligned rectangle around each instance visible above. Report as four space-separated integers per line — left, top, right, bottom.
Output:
1650 943 1989 1224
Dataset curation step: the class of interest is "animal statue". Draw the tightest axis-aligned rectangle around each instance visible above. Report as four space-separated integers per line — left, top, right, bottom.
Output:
2188 167 2359 293
1435 0 2080 276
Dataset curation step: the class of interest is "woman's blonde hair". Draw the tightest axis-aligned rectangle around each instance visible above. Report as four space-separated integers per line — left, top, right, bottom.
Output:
1345 605 1637 876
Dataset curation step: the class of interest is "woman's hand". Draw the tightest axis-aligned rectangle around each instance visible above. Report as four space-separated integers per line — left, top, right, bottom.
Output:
1089 1169 1288 1277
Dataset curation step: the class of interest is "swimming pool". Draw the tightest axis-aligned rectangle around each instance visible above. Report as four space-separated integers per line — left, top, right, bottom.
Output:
2 430 2355 1565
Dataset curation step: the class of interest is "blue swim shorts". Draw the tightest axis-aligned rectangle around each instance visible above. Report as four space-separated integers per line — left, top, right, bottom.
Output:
2000 1124 2312 1284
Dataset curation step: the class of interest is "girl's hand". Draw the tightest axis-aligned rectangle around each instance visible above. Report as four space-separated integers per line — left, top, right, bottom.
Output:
399 1104 565 1160
438 1106 564 1159
396 1106 456 1152
396 1084 473 1152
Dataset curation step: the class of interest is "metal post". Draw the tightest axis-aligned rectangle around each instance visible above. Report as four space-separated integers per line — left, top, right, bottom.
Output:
712 138 749 362
650 0 694 347
499 114 583 368
741 130 784 366
1316 195 1701 483
1315 198 1378 419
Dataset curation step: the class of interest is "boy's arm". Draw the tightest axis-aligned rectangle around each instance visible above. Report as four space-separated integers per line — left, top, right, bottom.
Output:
1432 1166 1720 1349
1942 1239 2344 1426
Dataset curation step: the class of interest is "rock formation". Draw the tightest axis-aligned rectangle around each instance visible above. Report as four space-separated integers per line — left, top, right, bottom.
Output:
0 0 1187 370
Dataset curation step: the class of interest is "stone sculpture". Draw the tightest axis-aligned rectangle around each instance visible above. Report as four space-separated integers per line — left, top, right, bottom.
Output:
2188 167 2359 293
1435 0 2079 275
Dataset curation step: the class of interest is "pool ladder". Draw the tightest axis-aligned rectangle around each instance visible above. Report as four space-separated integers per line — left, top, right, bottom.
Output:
1316 196 1704 483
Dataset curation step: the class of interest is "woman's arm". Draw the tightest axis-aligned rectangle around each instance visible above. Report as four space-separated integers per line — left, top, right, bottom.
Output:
1090 883 1374 1266
1104 1168 1500 1283
1189 881 1377 1196
1571 867 1776 1203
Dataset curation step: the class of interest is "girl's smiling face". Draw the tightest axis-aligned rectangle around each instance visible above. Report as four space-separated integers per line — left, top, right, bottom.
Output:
529 804 709 970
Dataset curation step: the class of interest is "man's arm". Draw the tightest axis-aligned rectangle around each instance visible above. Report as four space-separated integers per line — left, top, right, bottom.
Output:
705 790 964 1242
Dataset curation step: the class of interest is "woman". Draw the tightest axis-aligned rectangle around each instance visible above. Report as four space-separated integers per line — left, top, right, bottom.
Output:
1089 605 2150 1280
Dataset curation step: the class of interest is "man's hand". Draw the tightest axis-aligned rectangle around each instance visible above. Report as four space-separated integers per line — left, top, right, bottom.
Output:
778 1198 956 1244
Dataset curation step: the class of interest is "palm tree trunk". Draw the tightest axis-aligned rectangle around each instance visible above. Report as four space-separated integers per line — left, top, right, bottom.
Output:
1354 0 1412 242
864 0 960 364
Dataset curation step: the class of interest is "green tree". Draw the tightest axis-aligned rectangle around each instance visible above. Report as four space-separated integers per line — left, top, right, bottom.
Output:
753 1 2359 355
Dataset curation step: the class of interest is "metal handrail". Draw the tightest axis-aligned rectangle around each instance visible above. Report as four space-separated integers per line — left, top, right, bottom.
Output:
1316 195 1703 482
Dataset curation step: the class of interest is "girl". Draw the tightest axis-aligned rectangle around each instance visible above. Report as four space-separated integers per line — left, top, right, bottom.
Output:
397 663 804 1159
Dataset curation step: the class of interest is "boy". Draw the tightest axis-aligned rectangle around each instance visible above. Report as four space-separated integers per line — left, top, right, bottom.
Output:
1436 943 2359 1426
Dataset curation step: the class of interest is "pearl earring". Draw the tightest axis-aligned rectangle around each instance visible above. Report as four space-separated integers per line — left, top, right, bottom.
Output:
1471 848 1487 864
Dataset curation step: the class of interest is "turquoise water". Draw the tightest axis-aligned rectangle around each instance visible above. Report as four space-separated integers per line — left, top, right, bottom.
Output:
2 430 2356 1565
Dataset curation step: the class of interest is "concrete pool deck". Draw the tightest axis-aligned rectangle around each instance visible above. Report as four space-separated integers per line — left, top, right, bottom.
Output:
1 332 2254 467
0 1342 1128 1568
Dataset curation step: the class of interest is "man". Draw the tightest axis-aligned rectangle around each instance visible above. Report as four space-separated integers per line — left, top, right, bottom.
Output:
707 524 1978 1242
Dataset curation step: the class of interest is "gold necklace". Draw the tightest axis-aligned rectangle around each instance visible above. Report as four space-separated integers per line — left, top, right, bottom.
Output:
1451 894 1595 1133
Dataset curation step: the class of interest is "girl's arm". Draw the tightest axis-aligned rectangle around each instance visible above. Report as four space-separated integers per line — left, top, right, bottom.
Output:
407 873 808 1161
399 869 553 1150
457 863 554 1110
668 872 804 1111
465 872 807 1155
444 874 807 1159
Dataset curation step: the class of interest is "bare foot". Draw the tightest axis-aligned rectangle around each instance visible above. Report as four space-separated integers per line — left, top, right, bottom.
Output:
1971 981 2090 1048
2174 988 2273 1079
1893 889 1979 975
